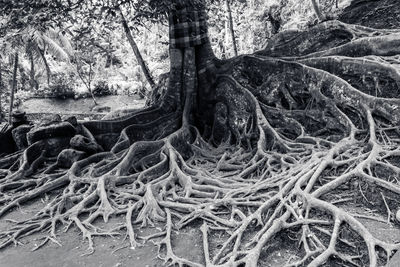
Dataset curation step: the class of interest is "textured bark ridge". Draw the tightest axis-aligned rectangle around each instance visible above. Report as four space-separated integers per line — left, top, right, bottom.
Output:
1 15 400 267
339 0 400 30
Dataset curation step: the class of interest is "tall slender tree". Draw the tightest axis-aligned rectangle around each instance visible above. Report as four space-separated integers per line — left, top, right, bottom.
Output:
225 0 238 56
118 6 156 89
311 0 326 21
8 52 18 124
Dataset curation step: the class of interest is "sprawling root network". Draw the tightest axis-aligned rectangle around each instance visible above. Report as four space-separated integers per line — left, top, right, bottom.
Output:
1 20 400 266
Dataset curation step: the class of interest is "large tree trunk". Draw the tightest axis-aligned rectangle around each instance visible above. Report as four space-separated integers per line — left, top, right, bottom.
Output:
118 7 156 90
8 53 18 124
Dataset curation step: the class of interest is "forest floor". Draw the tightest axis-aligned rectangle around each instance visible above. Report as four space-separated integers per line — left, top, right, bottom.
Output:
2 196 400 267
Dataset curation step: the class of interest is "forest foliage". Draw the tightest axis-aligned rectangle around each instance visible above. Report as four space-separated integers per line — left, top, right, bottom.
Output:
0 0 346 119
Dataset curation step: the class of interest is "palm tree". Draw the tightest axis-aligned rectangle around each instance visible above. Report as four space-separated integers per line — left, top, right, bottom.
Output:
27 28 74 86
0 26 76 121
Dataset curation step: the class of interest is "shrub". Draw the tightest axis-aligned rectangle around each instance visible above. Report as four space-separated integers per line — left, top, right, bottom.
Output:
92 80 115 96
47 73 75 99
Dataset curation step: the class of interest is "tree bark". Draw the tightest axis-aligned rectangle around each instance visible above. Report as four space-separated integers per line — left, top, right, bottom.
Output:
0 60 3 121
225 0 238 57
118 7 156 90
9 53 18 124
268 5 281 34
1 3 400 265
38 47 51 85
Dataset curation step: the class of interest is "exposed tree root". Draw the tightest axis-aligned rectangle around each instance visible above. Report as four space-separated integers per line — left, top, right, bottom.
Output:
1 20 400 266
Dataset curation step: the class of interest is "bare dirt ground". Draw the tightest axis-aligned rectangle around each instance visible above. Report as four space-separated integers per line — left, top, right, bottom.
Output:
2 195 400 266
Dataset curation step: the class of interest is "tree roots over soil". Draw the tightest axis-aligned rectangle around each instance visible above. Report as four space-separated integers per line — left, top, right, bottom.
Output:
2 20 400 266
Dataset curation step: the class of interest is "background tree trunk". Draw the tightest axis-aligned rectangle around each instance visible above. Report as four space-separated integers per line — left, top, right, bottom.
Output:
29 47 36 91
0 60 3 121
224 12 229 55
118 7 156 90
9 53 18 124
311 0 326 21
225 0 238 56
